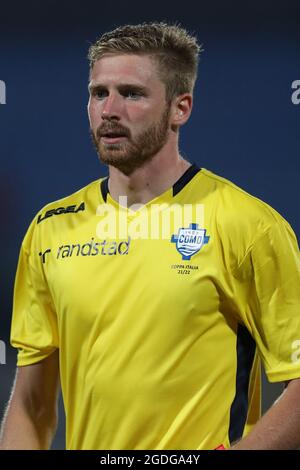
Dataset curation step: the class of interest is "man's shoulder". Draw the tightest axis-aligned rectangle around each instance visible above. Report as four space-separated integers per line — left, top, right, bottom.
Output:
22 177 105 247
201 168 285 227
36 177 104 220
200 168 297 273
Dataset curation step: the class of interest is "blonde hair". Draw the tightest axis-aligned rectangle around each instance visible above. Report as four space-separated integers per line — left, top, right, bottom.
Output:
88 22 202 102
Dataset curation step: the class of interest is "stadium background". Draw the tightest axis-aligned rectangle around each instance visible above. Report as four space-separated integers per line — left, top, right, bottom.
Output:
0 0 299 449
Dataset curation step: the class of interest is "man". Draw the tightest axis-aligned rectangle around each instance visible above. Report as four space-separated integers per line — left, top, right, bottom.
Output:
1 22 300 450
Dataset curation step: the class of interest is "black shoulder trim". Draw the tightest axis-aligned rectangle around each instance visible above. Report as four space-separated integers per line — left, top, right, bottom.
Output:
228 324 256 444
172 164 201 197
100 177 109 202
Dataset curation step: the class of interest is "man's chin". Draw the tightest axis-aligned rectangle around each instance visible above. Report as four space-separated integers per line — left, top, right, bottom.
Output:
98 150 129 165
98 151 153 176
98 152 134 174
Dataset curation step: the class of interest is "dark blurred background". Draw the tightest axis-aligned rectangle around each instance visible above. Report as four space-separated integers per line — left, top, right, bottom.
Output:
0 0 299 449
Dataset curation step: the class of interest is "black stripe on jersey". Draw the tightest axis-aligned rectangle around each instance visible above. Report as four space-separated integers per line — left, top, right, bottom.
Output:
100 177 109 202
229 324 256 445
172 163 200 196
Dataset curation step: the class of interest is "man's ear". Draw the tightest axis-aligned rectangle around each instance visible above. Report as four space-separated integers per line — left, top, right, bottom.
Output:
171 93 193 126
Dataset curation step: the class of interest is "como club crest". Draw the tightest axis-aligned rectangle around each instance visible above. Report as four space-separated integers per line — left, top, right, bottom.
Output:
171 223 210 261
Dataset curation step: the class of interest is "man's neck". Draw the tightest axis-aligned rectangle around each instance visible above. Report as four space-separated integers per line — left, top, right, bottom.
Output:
107 154 191 208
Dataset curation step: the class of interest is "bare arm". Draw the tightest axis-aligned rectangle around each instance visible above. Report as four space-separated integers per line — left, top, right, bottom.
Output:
0 350 60 450
231 378 300 449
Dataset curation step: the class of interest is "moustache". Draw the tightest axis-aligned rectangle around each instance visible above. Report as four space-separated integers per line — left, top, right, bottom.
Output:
96 124 130 140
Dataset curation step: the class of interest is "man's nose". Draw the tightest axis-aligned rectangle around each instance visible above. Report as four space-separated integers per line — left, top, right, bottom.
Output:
101 94 121 120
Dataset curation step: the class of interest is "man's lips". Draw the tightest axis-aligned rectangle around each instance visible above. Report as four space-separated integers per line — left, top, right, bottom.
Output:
98 129 129 144
100 135 128 144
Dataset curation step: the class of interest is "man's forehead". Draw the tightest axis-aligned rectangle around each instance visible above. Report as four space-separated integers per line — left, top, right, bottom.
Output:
89 53 159 83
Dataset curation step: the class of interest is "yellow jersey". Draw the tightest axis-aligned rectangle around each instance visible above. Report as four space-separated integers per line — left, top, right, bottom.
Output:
10 165 300 449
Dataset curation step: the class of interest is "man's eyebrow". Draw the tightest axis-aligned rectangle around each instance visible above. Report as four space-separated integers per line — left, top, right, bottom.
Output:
117 84 149 93
88 83 149 93
88 83 103 92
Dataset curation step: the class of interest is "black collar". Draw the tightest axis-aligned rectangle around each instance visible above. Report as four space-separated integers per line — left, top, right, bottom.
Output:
100 163 201 203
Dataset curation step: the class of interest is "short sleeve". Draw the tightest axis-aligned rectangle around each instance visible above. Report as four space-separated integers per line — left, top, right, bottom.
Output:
240 217 300 382
10 219 59 366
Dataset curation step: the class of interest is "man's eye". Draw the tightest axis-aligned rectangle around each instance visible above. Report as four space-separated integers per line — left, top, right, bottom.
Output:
95 90 108 100
125 90 142 99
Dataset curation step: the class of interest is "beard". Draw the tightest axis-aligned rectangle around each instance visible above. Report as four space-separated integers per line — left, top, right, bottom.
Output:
90 104 171 176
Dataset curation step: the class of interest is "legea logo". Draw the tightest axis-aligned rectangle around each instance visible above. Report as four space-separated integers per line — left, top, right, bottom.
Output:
0 80 6 105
